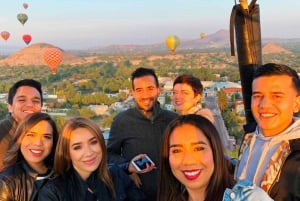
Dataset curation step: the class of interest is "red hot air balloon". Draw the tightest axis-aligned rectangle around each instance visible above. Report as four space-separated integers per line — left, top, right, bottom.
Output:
1 31 10 41
22 34 31 45
43 47 63 74
23 3 28 9
17 13 28 25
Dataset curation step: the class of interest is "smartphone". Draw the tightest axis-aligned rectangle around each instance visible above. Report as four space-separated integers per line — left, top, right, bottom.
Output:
131 155 154 171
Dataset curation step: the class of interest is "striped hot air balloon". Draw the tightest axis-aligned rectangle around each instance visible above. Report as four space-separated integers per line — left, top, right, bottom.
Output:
17 13 28 25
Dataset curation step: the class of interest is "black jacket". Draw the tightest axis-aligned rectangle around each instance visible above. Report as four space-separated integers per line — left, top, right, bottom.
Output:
38 164 146 201
0 114 18 170
268 139 300 200
0 160 53 201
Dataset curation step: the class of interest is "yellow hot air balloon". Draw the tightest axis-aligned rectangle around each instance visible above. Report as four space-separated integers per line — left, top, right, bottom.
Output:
166 35 180 53
200 32 206 39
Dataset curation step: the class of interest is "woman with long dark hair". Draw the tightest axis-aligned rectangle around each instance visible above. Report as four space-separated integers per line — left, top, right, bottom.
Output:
0 112 59 201
158 114 234 201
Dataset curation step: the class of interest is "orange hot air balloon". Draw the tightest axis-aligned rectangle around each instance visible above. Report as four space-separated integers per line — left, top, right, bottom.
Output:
1 31 10 41
17 13 28 25
43 47 63 74
22 34 31 45
166 35 180 53
23 3 28 9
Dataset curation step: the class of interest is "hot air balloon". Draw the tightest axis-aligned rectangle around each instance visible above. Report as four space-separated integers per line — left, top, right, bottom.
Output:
23 3 28 9
17 13 28 25
166 35 180 53
1 31 10 41
43 47 63 74
200 32 206 39
22 34 31 45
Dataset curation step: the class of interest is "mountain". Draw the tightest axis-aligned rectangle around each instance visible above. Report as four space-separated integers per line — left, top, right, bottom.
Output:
0 43 86 66
0 30 299 67
84 29 300 54
179 29 230 49
86 29 231 54
262 42 292 54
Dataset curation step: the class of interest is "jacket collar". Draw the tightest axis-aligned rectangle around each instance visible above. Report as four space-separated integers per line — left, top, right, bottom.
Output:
21 159 53 180
67 167 111 200
135 101 162 119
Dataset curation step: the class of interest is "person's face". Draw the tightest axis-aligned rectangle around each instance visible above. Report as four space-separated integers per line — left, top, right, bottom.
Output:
8 86 42 122
169 124 214 195
131 75 160 112
69 128 102 180
251 75 300 136
21 120 53 172
172 83 200 114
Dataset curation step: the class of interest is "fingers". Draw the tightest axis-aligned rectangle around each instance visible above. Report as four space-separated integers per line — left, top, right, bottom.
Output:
129 173 142 188
129 154 156 173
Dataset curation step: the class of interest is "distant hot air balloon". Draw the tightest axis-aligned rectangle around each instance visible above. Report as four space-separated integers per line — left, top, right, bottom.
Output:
22 34 31 45
166 35 180 53
17 13 28 25
200 32 206 39
23 3 28 9
43 47 63 74
1 31 10 41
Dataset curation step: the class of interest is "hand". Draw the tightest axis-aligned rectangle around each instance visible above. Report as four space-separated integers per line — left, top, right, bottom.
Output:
129 154 156 174
129 172 142 188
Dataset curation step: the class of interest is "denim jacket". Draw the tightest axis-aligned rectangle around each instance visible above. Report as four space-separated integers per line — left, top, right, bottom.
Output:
222 180 273 201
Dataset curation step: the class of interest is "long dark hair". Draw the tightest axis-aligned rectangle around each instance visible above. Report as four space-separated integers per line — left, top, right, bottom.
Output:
158 114 234 201
3 112 58 169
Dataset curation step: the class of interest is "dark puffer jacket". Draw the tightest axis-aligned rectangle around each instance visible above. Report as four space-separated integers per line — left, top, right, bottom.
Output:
0 160 53 201
38 164 146 201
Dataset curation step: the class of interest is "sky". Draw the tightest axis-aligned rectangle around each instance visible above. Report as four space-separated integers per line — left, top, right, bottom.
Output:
0 0 300 50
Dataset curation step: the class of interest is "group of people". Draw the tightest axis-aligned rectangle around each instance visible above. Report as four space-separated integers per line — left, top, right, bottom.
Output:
0 63 298 201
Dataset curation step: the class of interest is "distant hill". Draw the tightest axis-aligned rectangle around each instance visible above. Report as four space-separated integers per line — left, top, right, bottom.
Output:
85 29 300 54
262 42 292 54
0 43 86 67
0 30 299 67
86 29 231 54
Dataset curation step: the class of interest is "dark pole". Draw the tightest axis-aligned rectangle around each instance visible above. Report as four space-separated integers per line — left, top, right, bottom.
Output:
230 0 262 131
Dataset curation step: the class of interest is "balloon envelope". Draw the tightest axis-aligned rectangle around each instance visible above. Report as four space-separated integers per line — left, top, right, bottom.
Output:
43 47 63 74
166 35 180 53
23 3 28 9
17 13 28 25
200 32 206 39
22 34 31 45
1 31 10 41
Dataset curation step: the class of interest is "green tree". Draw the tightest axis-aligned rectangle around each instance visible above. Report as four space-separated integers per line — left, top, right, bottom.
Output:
0 103 8 120
217 89 228 111
79 107 96 119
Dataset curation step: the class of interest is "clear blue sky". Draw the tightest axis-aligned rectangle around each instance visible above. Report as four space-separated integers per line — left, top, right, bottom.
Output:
0 0 300 50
